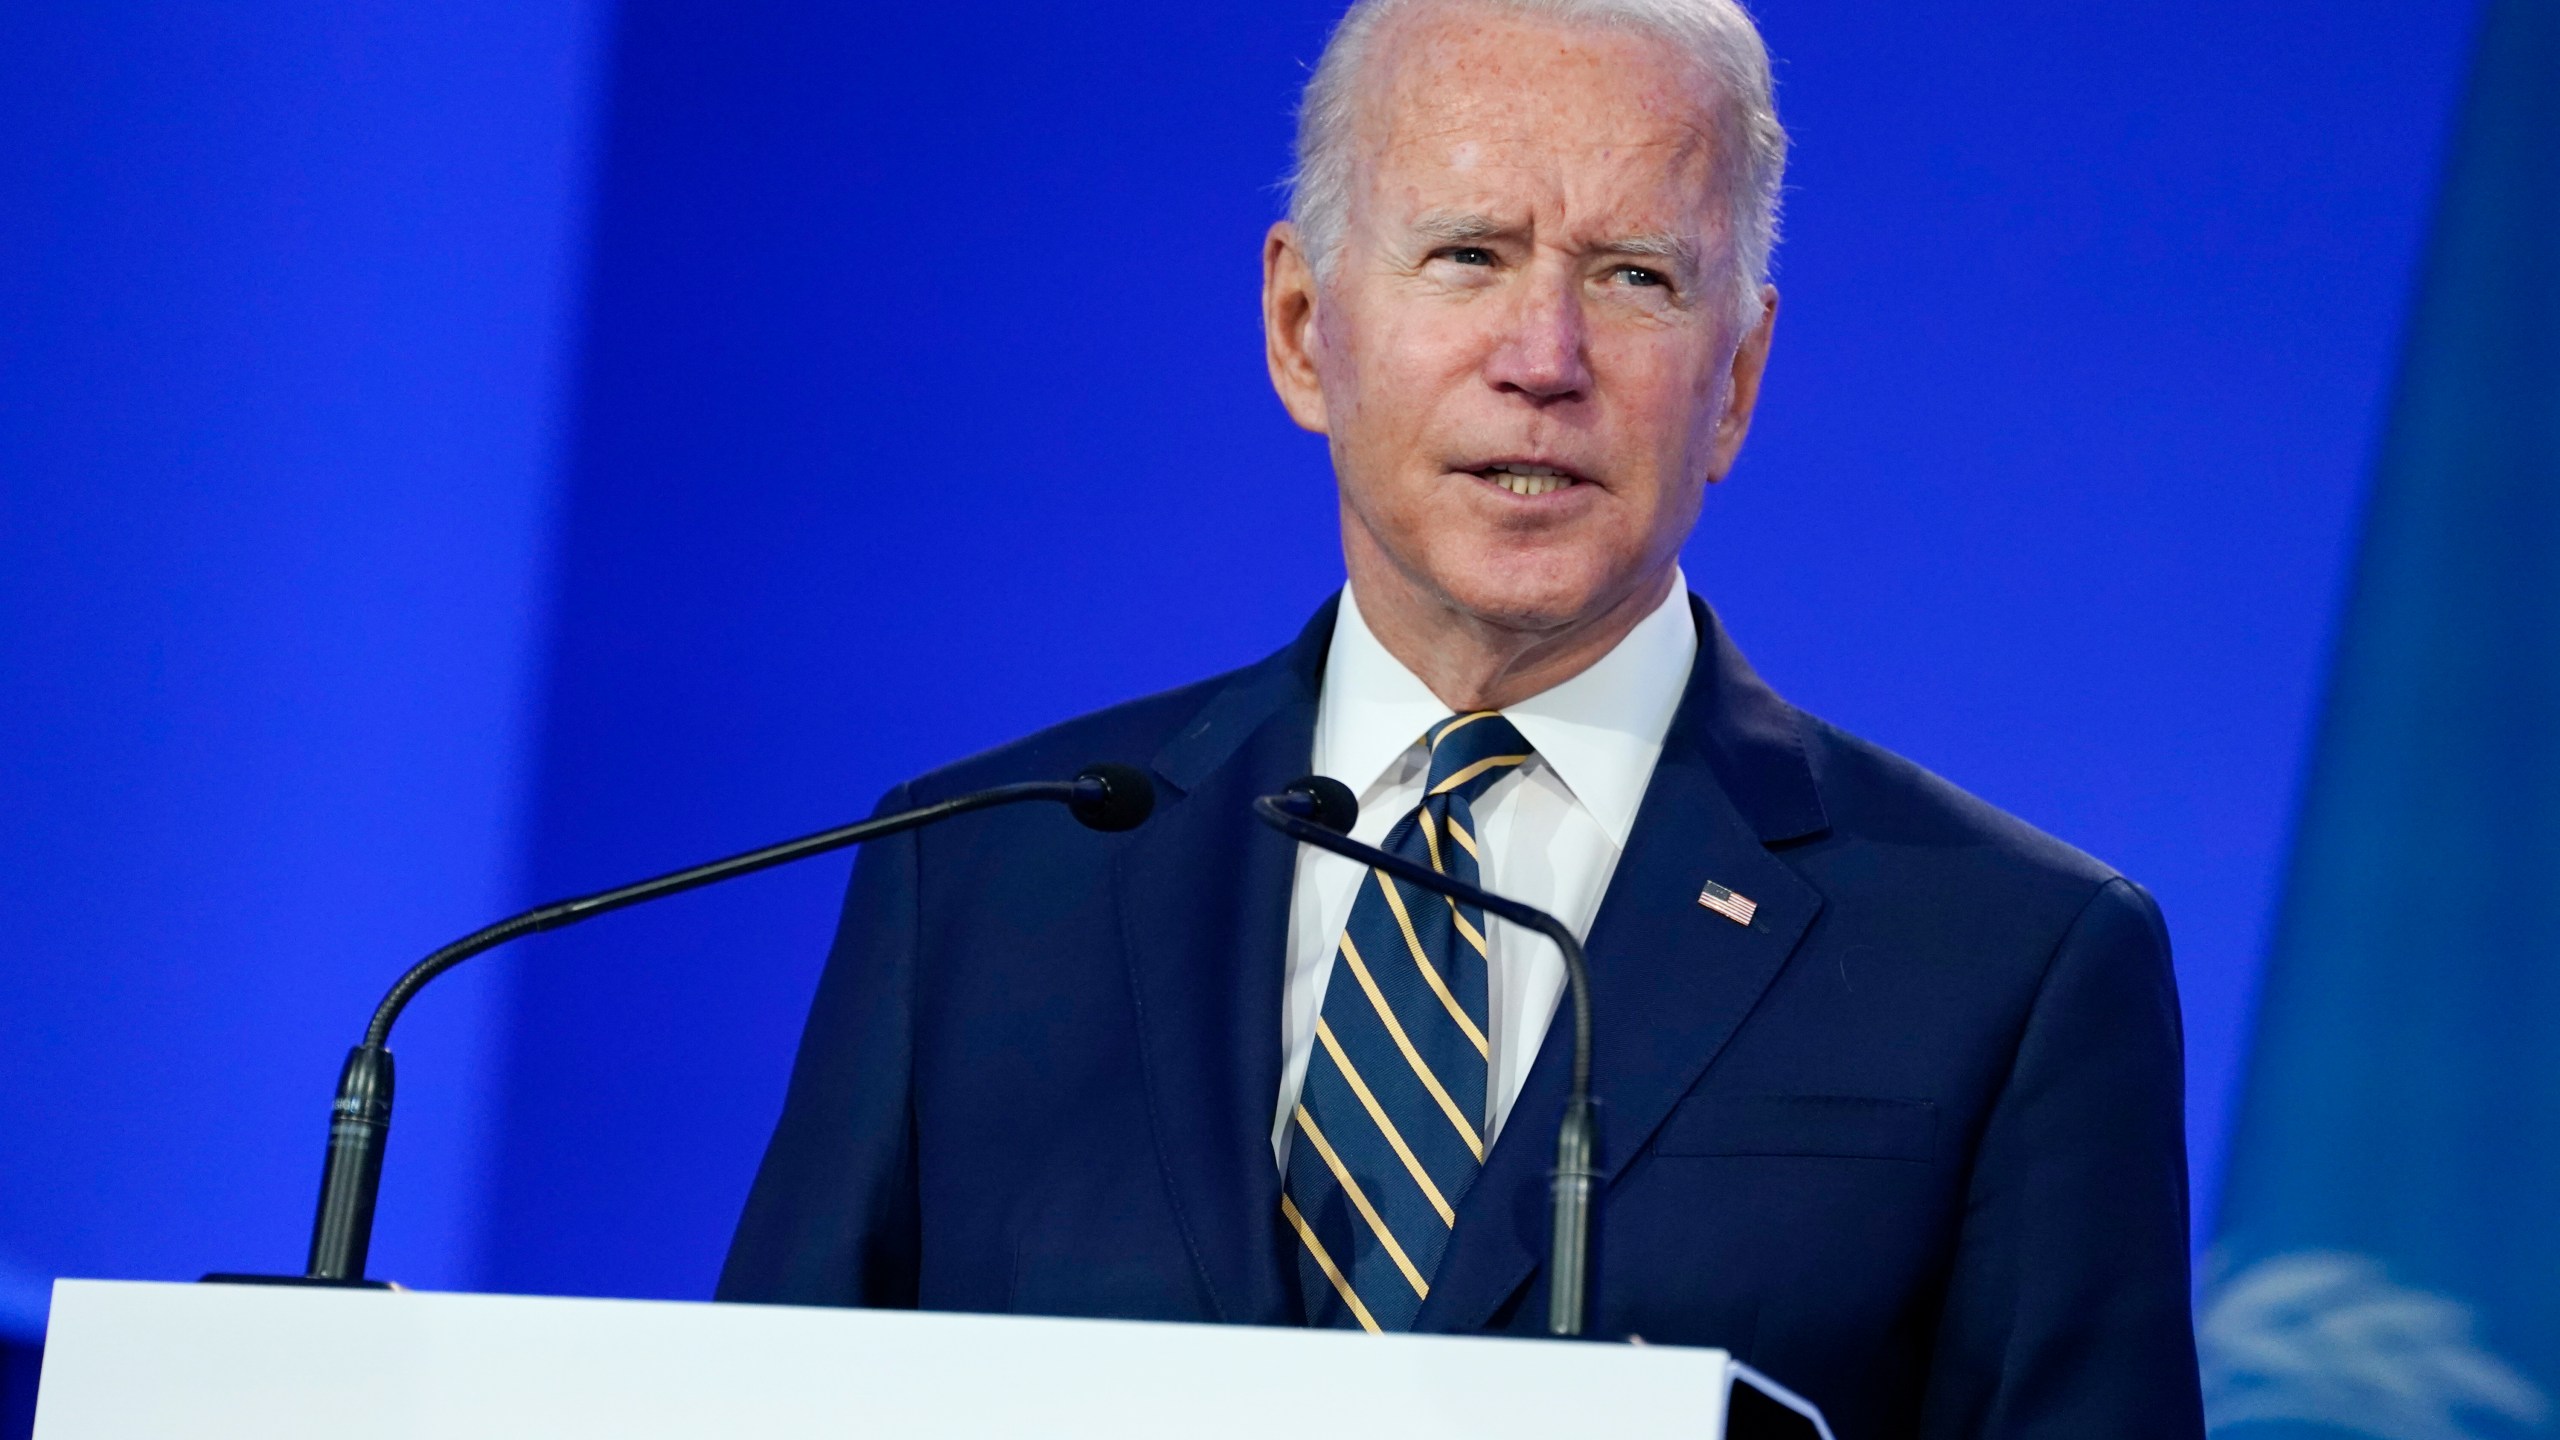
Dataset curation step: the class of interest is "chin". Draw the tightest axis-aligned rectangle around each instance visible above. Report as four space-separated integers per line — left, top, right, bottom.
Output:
1422 550 1629 635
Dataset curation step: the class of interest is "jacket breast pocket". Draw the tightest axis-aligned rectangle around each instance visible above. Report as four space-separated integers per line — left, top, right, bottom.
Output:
1654 1094 1938 1162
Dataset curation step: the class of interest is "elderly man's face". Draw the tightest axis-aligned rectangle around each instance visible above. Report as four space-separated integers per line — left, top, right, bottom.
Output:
1266 5 1775 640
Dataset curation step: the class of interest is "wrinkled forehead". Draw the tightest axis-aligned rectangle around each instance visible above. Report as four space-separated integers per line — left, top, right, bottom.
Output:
1349 4 1730 228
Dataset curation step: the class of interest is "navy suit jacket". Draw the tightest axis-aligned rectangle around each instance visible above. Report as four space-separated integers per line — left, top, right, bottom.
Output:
720 597 2205 1439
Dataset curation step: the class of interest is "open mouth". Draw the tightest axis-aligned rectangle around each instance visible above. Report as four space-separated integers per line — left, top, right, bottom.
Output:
1470 462 1584 498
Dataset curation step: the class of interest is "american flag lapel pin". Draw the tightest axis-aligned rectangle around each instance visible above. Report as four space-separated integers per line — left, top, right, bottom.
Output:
1696 878 1758 927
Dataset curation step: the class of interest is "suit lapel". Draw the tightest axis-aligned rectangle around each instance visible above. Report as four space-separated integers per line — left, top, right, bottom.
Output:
1114 601 1335 1325
1417 599 1829 1333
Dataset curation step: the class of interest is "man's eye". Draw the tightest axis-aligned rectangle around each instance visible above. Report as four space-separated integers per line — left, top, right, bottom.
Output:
1614 265 1668 288
1443 247 1496 267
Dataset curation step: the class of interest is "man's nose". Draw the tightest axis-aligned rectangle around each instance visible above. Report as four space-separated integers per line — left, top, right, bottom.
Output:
1484 271 1593 402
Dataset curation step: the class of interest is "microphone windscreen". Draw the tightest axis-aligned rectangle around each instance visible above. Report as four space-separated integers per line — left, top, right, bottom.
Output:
1070 763 1156 832
1285 775 1359 835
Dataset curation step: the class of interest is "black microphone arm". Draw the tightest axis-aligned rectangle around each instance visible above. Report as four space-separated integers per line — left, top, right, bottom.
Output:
301 763 1156 1284
1253 777 1598 1339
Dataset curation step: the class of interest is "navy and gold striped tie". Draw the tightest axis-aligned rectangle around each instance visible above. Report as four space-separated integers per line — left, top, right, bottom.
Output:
1283 710 1534 1331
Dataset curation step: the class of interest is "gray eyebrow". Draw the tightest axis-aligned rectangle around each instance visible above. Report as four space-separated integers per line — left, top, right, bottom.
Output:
1411 212 1509 243
1607 233 1703 278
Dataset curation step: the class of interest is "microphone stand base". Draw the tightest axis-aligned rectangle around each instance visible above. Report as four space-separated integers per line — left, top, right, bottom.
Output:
200 1273 395 1290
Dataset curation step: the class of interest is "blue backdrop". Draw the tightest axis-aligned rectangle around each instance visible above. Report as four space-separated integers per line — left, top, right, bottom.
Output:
0 0 604 1326
0 0 2482 1335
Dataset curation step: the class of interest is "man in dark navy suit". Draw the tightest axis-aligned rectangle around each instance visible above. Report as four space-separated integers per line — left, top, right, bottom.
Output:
721 0 2206 1434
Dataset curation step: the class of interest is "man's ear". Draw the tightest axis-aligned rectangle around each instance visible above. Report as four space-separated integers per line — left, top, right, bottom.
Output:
1263 222 1330 435
1706 284 1778 481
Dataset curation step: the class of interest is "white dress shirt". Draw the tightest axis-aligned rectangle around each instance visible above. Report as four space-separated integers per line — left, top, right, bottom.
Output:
1273 575 1698 1167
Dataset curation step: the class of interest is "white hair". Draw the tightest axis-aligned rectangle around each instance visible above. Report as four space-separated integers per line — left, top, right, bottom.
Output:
1285 0 1787 330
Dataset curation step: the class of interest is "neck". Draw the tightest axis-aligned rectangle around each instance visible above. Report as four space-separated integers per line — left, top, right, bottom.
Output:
1346 549 1677 713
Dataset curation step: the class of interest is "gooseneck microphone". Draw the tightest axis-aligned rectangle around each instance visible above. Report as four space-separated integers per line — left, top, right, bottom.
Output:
300 763 1155 1284
1254 776 1599 1339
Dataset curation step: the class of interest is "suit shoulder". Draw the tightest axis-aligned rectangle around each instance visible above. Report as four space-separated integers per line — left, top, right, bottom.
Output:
897 664 1251 802
1791 708 2133 900
1781 709 2176 999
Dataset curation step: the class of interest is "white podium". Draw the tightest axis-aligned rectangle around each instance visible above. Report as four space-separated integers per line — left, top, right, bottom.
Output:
35 1279 1829 1438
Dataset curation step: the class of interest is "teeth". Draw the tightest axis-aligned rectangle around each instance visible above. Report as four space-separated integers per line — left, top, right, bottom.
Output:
1483 465 1575 497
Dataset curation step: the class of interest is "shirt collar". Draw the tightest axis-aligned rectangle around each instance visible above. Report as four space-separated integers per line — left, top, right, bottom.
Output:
1312 586 1453 806
1313 574 1698 848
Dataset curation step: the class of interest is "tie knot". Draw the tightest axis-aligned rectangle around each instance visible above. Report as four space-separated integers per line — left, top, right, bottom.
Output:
1421 711 1534 801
